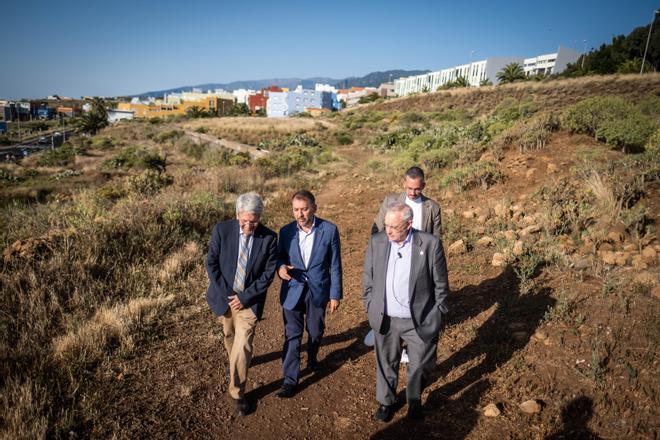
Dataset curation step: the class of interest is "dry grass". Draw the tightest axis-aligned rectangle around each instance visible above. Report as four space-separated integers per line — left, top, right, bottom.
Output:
584 171 621 222
157 241 201 283
53 294 175 367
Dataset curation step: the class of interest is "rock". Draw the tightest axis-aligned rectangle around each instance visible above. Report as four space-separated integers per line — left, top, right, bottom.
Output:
519 399 542 414
600 251 617 265
607 225 627 244
513 240 525 257
614 252 628 266
573 258 592 270
512 204 523 213
623 243 637 252
492 252 507 267
652 285 660 300
483 403 501 417
633 272 657 287
448 239 468 256
520 225 541 237
522 215 537 226
533 330 548 341
631 255 648 270
512 211 523 223
598 243 614 252
547 163 558 173
526 168 537 179
476 215 488 224
642 246 657 261
475 226 486 235
476 236 494 247
462 210 476 219
543 337 553 346
504 230 517 241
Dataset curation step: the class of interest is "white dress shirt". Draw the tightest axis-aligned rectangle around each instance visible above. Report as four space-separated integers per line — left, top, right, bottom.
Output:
297 217 317 268
405 197 423 231
384 230 413 318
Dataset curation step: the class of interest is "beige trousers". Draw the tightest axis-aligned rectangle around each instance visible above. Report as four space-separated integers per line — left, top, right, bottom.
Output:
221 307 258 399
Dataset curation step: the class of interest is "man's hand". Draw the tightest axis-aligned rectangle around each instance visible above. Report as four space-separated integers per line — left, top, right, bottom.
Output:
228 294 244 311
327 299 340 313
278 264 294 281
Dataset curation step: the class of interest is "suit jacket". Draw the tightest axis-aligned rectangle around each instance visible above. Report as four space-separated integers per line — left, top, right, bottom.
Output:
363 229 449 343
205 219 278 319
278 217 343 310
372 192 442 241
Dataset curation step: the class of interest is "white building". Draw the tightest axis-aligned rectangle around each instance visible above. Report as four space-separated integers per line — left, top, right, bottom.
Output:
394 47 580 97
165 90 235 104
107 109 135 123
315 83 338 93
232 89 256 104
523 46 580 76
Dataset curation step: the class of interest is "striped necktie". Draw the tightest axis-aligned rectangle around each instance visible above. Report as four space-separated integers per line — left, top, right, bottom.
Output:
233 234 249 293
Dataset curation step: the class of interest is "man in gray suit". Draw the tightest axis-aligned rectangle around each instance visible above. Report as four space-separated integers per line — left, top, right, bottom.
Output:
363 203 449 422
372 166 442 241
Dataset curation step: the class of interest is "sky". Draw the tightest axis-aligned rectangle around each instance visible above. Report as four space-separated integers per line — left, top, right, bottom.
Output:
1 0 656 99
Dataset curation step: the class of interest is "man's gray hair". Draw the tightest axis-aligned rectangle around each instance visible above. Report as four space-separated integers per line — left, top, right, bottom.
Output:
386 202 413 222
236 192 264 215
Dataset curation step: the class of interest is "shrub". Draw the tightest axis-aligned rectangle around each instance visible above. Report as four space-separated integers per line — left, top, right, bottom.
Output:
96 181 128 201
418 147 457 170
91 137 114 150
36 144 77 167
562 96 656 152
0 168 21 185
155 129 183 144
194 126 208 134
440 161 503 191
126 170 173 195
103 147 166 171
177 138 207 160
645 128 660 156
503 113 560 152
227 152 251 167
637 95 660 117
400 112 426 125
202 148 234 167
335 131 353 145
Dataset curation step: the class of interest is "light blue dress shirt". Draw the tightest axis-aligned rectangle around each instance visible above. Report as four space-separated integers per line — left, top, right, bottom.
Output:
384 230 413 318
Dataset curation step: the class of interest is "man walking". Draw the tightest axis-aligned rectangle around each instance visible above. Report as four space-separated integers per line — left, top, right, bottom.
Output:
372 166 442 240
363 203 449 421
276 190 343 398
206 192 278 416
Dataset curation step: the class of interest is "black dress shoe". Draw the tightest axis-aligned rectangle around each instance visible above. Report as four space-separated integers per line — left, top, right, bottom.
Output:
373 404 394 422
407 401 424 420
275 384 296 398
233 398 251 416
307 359 320 372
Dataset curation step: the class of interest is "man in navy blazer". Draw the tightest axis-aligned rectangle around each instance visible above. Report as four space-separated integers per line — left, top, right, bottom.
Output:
275 189 343 398
206 192 278 416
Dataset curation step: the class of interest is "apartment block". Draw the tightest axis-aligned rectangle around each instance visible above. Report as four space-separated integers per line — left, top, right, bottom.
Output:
394 46 580 96
266 86 335 117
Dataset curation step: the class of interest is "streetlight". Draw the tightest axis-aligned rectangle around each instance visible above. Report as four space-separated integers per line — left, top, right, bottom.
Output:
641 10 660 74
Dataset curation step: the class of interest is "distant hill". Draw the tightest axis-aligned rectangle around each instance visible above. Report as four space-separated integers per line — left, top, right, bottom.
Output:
133 70 429 98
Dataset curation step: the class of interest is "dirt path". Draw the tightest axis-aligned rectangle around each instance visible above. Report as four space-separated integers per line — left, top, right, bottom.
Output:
92 145 558 439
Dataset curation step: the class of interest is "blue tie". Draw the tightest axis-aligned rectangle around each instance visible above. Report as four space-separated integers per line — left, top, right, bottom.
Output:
233 235 248 293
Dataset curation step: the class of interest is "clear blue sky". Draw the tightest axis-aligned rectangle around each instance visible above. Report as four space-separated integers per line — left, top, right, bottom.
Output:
1 0 655 99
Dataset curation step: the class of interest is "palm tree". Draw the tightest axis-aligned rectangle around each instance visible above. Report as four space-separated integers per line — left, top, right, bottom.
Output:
77 97 108 135
479 78 493 86
453 76 470 87
496 63 526 84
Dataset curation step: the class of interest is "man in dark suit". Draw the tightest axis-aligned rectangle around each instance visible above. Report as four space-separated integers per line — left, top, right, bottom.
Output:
372 166 442 241
206 192 278 416
275 189 343 398
363 202 449 421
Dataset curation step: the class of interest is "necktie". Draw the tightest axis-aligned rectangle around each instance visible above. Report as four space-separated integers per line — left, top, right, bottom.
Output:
233 234 249 293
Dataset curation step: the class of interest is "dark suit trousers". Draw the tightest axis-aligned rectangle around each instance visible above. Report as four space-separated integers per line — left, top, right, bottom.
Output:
374 316 436 406
282 288 326 385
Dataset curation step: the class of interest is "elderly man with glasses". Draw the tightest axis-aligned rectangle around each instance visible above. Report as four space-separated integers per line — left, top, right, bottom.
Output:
363 202 449 422
205 192 278 416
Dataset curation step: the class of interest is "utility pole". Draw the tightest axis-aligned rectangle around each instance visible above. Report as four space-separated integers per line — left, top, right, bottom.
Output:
581 40 587 70
641 10 660 74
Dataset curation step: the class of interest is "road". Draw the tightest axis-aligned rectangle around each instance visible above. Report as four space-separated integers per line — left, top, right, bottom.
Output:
0 128 76 162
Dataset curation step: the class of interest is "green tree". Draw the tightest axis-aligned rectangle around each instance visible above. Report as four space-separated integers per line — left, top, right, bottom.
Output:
617 58 652 73
186 106 209 118
479 78 493 86
496 63 527 84
77 97 108 135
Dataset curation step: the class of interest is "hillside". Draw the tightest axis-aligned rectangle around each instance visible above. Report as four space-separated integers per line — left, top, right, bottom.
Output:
1 74 659 439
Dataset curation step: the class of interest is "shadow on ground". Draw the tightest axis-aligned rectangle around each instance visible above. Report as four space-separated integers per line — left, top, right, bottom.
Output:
371 265 556 439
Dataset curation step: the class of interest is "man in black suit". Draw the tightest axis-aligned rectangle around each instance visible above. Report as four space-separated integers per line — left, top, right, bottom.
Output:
206 192 278 416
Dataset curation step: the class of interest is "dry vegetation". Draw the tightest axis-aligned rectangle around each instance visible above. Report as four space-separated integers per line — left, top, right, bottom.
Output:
1 73 659 438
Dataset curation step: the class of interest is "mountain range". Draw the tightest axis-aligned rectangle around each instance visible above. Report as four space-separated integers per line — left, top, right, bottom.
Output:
134 69 429 98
